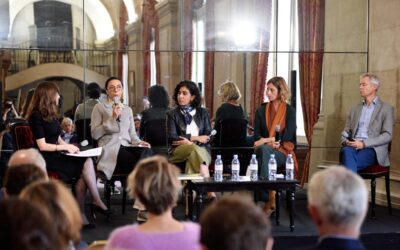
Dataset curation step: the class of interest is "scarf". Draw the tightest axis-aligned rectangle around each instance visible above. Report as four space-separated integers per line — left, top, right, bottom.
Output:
265 102 299 178
180 105 194 125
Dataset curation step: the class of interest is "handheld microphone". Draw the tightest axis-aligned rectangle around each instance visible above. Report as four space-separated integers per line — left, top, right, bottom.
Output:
113 96 121 122
208 129 217 144
275 125 281 142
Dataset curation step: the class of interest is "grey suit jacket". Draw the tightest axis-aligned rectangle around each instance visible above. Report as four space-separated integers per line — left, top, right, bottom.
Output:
341 98 395 166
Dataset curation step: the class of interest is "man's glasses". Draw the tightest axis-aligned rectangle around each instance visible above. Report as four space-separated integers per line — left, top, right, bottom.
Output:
108 86 122 91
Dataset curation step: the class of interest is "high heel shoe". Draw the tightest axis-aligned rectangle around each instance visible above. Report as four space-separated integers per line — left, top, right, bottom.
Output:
91 204 112 219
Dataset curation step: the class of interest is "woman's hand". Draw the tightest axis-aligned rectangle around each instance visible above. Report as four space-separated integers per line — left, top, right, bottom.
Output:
254 137 275 147
138 141 151 148
63 144 80 154
112 104 122 119
172 136 193 146
192 135 210 144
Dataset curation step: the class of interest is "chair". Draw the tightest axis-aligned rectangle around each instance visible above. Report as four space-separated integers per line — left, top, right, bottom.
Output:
10 122 76 185
87 240 107 250
97 169 128 214
358 164 392 218
213 118 253 176
142 119 168 155
215 118 248 147
75 118 93 146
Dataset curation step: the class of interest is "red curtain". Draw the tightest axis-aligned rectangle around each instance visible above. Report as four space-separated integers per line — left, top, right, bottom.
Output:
250 0 272 125
298 0 325 185
204 0 215 113
142 0 160 95
117 2 128 79
183 0 193 80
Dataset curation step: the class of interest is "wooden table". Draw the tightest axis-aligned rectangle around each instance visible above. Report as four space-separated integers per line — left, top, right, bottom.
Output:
186 177 298 232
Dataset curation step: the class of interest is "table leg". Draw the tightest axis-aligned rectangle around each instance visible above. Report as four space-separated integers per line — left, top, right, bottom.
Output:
188 187 194 221
289 189 295 232
195 192 204 221
275 190 281 226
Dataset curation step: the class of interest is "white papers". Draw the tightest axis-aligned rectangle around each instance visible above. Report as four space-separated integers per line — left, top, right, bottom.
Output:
178 174 204 181
65 147 102 157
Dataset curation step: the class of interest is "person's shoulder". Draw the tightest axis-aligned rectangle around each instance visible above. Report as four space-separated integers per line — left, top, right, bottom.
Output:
182 221 201 232
109 224 139 239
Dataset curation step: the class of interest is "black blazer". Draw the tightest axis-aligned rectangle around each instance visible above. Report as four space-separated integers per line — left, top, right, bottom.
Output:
295 237 366 250
166 107 212 152
253 103 296 147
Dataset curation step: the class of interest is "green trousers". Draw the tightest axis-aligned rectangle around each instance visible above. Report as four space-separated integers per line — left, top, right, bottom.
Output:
170 144 211 174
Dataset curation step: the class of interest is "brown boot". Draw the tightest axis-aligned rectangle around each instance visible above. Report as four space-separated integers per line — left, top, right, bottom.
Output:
263 191 276 217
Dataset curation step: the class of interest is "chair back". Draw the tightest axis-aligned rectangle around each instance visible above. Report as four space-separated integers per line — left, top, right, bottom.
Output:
87 240 107 250
142 119 167 147
216 118 248 147
75 119 93 146
9 120 35 150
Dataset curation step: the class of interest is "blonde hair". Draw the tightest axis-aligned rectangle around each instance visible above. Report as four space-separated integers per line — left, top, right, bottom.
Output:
61 117 73 127
266 77 291 103
20 180 82 246
218 81 242 102
128 156 182 215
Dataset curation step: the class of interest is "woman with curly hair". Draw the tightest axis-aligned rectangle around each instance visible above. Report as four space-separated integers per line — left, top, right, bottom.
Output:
253 76 298 215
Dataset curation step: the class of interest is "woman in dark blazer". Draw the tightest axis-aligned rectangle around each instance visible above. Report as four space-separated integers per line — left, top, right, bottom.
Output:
254 76 298 215
167 80 212 176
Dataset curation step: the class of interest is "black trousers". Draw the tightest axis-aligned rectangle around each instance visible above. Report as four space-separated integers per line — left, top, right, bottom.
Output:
115 145 153 174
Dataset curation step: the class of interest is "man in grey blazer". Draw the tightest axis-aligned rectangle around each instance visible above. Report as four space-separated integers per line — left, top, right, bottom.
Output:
340 73 395 172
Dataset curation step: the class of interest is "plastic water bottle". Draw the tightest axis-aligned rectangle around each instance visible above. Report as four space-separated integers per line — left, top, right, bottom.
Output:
286 154 294 180
214 155 223 182
249 154 258 181
268 154 277 181
231 154 240 181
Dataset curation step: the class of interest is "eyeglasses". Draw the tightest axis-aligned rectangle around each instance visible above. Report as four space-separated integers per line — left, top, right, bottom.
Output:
108 86 122 91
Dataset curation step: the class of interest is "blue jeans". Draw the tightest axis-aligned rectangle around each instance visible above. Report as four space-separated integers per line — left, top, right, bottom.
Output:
339 146 377 172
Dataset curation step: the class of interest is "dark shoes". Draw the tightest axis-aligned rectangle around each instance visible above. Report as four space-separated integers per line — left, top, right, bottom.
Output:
91 204 112 219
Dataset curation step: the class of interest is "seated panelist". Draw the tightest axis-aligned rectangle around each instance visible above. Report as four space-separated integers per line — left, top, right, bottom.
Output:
253 76 298 215
91 77 153 180
340 73 394 172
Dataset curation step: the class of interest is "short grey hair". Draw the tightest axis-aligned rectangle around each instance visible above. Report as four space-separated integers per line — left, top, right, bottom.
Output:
308 166 368 229
361 73 380 89
8 148 47 174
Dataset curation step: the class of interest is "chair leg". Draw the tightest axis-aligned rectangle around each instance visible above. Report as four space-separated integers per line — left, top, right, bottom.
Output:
370 178 376 218
385 173 392 215
105 180 111 210
122 180 127 214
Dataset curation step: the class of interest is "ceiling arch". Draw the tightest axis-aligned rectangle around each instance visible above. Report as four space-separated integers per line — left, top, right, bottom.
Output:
9 0 117 42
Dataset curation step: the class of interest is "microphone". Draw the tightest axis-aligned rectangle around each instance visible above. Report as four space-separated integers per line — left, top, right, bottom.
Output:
113 96 121 122
275 125 281 142
208 129 217 144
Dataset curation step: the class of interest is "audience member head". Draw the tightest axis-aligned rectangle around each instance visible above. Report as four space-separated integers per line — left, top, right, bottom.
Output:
148 85 170 108
266 76 291 103
0 198 61 250
2 97 13 111
20 180 82 247
105 77 124 103
134 113 141 132
61 117 74 133
27 81 60 122
172 80 202 108
128 155 181 215
8 148 47 175
87 82 101 99
200 195 273 250
308 166 368 238
3 164 47 197
218 81 242 102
